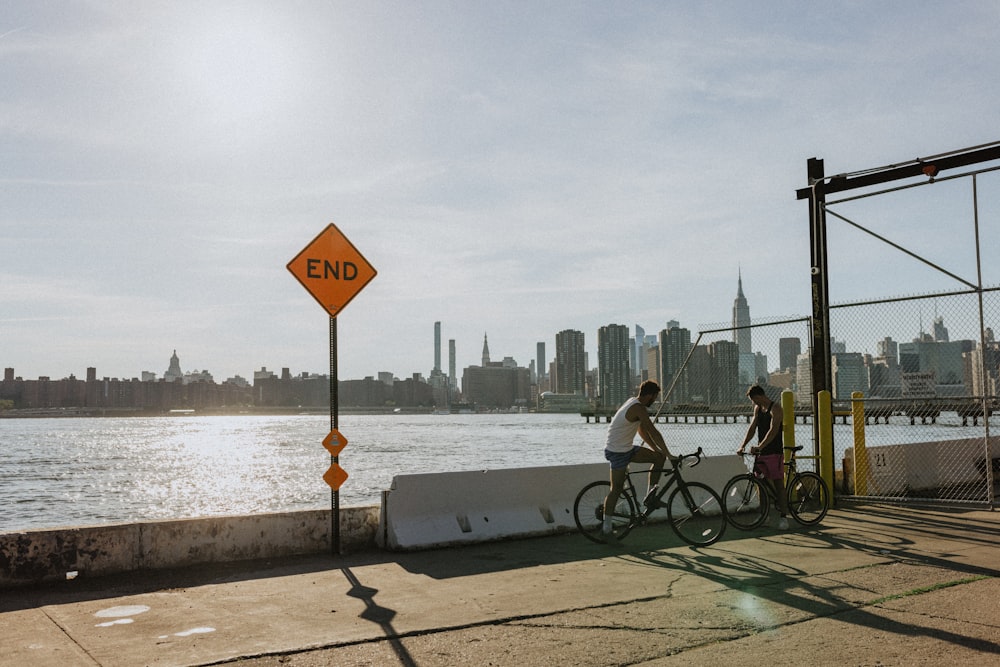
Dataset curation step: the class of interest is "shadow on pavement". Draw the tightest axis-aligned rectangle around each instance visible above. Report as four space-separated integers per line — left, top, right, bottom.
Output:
0 531 605 613
617 505 1000 656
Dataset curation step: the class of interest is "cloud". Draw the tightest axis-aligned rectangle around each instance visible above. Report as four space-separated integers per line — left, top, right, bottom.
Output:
3 2 1000 381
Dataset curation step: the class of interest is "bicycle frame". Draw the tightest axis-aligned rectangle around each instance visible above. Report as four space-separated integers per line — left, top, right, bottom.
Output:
573 447 727 547
623 450 704 518
725 446 830 529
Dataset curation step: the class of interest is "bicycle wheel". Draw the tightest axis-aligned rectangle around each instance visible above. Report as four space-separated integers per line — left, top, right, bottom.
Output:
573 480 637 544
786 471 829 526
666 481 727 547
722 474 769 530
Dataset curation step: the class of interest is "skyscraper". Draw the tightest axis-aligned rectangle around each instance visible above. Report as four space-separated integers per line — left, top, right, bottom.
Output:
932 316 949 342
877 337 898 364
434 321 441 373
635 324 646 379
709 340 740 404
536 341 546 385
658 325 691 403
449 339 457 390
732 271 751 354
482 333 491 367
779 337 802 372
598 324 631 407
732 272 755 384
555 329 586 395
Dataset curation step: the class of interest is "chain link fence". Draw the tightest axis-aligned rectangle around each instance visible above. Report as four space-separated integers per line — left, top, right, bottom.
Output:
649 317 817 471
658 290 999 507
829 288 999 506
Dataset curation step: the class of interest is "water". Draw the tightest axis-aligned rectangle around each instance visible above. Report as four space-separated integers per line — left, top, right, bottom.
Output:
4 411 991 533
4 412 709 533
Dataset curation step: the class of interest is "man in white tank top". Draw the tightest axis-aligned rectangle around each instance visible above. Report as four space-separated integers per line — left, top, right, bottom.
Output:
602 380 676 541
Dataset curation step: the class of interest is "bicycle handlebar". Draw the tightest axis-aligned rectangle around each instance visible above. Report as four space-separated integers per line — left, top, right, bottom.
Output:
737 445 803 456
677 447 704 468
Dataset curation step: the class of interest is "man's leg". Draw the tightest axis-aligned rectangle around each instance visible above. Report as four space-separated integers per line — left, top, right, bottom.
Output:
602 466 628 536
630 447 665 507
775 476 788 516
761 456 788 528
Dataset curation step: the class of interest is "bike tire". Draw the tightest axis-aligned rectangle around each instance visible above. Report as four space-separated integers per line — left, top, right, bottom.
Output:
722 474 769 530
666 481 727 547
786 471 830 526
573 480 637 544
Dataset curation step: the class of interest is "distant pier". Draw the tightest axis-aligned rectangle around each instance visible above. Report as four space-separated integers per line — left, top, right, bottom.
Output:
582 401 995 426
581 409 760 425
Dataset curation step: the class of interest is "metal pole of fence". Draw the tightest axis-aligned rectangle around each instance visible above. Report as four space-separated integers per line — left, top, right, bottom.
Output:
972 175 994 503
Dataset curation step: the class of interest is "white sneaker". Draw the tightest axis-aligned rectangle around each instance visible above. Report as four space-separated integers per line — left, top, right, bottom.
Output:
602 530 622 546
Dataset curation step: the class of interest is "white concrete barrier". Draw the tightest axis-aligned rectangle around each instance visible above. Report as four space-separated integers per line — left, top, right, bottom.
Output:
379 456 749 550
847 436 1000 496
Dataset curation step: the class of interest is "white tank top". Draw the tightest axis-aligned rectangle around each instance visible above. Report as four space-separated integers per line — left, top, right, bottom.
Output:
605 397 642 453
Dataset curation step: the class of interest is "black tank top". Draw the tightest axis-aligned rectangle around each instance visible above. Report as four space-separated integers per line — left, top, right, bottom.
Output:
756 401 783 455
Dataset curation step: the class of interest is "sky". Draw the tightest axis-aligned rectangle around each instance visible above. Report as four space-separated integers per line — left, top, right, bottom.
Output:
3 1 1000 383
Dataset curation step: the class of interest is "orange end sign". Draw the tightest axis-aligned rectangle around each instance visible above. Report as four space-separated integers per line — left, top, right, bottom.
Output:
323 429 348 456
323 463 348 490
287 223 377 317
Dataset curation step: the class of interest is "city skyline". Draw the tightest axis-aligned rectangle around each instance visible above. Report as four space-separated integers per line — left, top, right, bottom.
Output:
5 293 990 391
4 4 1000 384
6 306 994 413
5 260 997 412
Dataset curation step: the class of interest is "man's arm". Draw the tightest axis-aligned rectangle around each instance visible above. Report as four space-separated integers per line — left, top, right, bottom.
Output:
630 403 673 459
737 408 759 454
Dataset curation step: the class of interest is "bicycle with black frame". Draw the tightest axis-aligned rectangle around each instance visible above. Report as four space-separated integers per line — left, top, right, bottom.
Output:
573 447 727 547
722 445 830 530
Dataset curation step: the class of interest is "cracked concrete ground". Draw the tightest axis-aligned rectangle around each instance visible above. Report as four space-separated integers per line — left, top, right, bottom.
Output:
2 503 999 667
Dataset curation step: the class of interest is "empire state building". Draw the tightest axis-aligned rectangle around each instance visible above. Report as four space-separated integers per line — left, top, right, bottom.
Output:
732 272 751 354
732 272 756 384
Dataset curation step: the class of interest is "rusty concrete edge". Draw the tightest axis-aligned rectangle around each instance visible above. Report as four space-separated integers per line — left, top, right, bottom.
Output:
0 506 380 589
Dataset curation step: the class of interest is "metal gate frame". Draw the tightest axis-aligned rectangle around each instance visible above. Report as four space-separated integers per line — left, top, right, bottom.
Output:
797 142 1000 507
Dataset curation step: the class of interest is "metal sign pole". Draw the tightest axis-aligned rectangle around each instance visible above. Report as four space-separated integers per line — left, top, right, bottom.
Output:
330 315 340 555
288 223 375 557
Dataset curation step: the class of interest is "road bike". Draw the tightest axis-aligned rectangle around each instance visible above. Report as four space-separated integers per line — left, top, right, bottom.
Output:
573 448 727 547
722 445 830 530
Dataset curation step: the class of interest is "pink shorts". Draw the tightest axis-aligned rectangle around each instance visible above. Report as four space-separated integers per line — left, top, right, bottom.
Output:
755 454 784 481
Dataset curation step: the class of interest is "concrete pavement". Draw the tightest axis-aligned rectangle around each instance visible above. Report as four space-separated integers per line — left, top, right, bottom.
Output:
2 503 998 667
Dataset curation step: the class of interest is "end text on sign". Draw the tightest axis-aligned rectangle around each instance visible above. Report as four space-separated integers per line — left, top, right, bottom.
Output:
307 259 358 281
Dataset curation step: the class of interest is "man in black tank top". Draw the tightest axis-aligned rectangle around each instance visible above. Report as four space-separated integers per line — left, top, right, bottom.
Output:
737 384 788 527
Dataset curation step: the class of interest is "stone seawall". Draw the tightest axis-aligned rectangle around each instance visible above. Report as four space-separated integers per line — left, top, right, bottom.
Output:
0 506 380 588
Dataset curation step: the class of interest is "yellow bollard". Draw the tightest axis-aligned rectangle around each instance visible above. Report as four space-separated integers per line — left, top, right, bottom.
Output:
817 390 835 495
852 391 868 496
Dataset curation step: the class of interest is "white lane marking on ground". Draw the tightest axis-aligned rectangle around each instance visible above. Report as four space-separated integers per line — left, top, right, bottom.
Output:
174 627 216 637
94 605 151 618
95 618 135 627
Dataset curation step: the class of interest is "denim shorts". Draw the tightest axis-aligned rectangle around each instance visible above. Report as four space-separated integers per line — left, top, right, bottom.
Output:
755 453 784 480
605 446 642 470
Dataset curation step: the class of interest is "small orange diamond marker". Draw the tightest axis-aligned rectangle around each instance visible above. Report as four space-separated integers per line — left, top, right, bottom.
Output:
323 429 348 456
323 463 348 490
